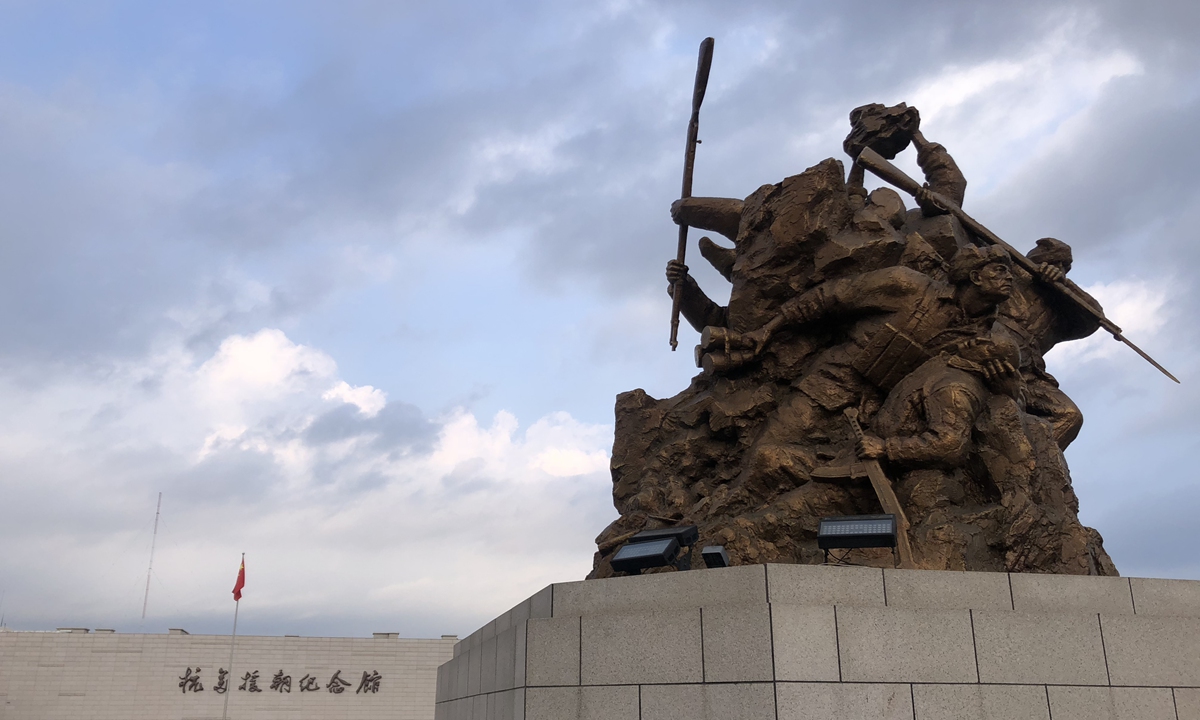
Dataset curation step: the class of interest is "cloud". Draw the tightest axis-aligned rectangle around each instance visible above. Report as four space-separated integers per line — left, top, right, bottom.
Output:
0 326 614 636
322 380 387 417
1 0 1200 642
1047 278 1170 366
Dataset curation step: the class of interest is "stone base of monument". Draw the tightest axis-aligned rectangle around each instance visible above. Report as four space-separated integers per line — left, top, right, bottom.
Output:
435 564 1200 720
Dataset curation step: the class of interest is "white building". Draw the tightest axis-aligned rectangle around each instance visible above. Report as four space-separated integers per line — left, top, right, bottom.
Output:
0 627 455 720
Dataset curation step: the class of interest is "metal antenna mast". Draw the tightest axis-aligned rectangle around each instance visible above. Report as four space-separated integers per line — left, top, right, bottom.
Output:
141 492 162 620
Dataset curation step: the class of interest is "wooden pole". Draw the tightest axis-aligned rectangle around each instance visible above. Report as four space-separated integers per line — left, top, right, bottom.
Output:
669 37 715 350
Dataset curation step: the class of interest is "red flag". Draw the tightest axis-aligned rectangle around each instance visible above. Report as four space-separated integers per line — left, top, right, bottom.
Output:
232 558 245 601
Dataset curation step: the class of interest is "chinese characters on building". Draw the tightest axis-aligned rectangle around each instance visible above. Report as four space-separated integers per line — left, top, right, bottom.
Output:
177 668 382 696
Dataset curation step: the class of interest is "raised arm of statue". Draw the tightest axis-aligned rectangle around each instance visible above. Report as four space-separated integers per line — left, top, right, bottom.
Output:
671 197 744 242
911 130 967 216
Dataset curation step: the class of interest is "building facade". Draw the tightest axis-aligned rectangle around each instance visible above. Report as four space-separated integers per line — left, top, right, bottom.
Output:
0 627 455 720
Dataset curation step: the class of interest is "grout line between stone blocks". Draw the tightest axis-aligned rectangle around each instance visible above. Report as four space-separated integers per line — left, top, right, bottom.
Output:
523 620 529 720
909 683 915 719
577 616 582 687
1044 684 1053 720
1097 613 1111 686
699 607 706 683
768 602 779 720
833 606 842 683
1007 573 1015 610
969 610 981 684
1172 687 1179 720
1128 578 1138 615
881 568 888 606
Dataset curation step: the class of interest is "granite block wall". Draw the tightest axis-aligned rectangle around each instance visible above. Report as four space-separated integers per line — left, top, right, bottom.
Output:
437 565 1200 720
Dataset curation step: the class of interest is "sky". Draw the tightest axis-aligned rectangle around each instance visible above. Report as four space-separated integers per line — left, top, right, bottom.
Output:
0 0 1197 640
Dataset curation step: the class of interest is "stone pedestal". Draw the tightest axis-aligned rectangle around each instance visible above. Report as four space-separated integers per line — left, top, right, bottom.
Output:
435 565 1200 720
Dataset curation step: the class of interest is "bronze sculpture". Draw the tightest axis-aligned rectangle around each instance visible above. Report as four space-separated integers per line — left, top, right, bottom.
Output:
591 94 1176 578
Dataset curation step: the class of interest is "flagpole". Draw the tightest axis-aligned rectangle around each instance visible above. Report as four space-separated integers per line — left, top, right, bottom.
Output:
222 553 243 720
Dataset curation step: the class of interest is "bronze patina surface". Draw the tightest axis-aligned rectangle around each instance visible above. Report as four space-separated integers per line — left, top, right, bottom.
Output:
590 101 1167 577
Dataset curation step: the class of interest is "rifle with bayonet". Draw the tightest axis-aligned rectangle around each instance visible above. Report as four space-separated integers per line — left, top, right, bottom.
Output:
669 37 715 351
855 147 1179 384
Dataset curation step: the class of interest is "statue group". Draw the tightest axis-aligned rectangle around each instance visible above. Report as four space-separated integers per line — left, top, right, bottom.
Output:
590 103 1139 577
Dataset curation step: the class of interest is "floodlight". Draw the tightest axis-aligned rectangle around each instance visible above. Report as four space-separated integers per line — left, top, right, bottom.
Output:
628 525 699 547
701 545 729 568
817 515 897 550
611 537 680 574
609 525 700 575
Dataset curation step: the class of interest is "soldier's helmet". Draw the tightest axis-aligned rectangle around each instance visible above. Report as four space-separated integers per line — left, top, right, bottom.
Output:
949 244 1011 286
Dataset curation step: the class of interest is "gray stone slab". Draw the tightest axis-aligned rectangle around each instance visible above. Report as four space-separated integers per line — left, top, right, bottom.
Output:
641 682 776 720
455 650 470 698
912 684 1049 720
1130 577 1200 618
498 607 515 635
481 635 498 694
1010 573 1134 615
701 603 773 683
767 564 884 607
514 620 527 688
525 616 579 687
1176 688 1200 720
580 608 702 685
511 597 533 625
552 565 766 617
437 660 451 701
1101 613 1200 687
530 585 553 619
776 682 913 720
524 685 638 720
973 611 1108 685
481 618 498 643
491 688 524 720
883 569 1012 611
468 645 483 695
1046 686 1177 720
771 604 840 682
495 627 516 692
837 606 977 683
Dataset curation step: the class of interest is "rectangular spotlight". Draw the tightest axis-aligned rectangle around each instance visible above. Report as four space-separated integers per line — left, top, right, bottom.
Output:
628 525 699 547
817 515 897 550
701 545 729 568
611 537 680 574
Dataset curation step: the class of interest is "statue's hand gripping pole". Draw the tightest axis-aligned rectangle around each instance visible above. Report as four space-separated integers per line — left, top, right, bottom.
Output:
669 37 715 351
855 147 1179 383
844 408 916 569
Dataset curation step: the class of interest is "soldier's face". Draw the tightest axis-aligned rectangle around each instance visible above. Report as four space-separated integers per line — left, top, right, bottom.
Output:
971 262 1013 300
